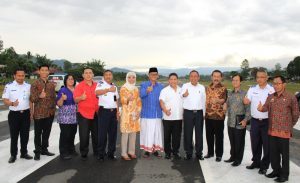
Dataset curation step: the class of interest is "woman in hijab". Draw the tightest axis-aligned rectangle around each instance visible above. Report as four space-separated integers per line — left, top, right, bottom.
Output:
120 72 142 160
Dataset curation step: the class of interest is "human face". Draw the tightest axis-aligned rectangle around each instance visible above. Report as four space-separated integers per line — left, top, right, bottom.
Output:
256 72 268 86
39 66 49 79
189 72 199 85
273 77 285 94
14 71 25 84
128 75 136 84
148 72 158 82
104 71 113 83
82 69 94 81
211 72 222 86
66 75 75 87
232 75 241 89
168 75 178 88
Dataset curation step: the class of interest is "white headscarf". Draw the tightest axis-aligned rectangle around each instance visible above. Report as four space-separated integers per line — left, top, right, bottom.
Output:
123 72 137 91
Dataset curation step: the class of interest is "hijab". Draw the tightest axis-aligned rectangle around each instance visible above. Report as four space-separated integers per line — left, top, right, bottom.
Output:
123 72 137 91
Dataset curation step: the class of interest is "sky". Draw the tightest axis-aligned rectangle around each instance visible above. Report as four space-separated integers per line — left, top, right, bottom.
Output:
1 0 300 71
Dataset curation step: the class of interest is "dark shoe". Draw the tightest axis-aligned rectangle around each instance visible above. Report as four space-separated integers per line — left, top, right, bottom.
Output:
258 169 267 175
81 155 88 161
41 151 55 156
70 151 79 156
196 155 204 160
8 156 16 163
153 151 162 158
216 157 222 162
204 154 213 159
20 154 33 160
265 171 279 178
107 154 117 160
184 154 192 160
97 155 104 162
143 152 150 158
224 158 234 163
231 162 241 167
165 153 171 159
34 154 40 161
173 153 182 160
274 177 288 182
246 163 259 169
60 155 72 160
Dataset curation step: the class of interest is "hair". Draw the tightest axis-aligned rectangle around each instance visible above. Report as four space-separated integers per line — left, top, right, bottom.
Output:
211 70 223 77
273 75 286 83
38 64 49 70
189 70 199 76
256 68 268 76
232 73 243 82
13 68 25 75
63 74 76 87
168 72 178 79
103 69 113 75
82 67 93 73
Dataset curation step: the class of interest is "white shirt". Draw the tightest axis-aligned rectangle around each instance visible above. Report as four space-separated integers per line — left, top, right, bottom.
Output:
2 81 31 111
181 82 206 115
159 85 183 120
246 84 275 119
95 80 119 109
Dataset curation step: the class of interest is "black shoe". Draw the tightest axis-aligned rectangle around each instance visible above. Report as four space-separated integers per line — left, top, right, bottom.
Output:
224 158 234 163
173 153 181 160
196 155 204 160
216 157 222 162
143 152 150 158
8 156 16 163
81 155 88 161
204 154 213 159
20 154 33 160
97 155 104 162
153 151 162 158
165 153 171 159
258 169 267 175
231 162 241 167
41 151 55 156
34 154 40 161
246 163 259 169
274 177 288 182
60 155 72 160
265 171 279 178
184 154 192 160
107 154 117 160
70 151 79 156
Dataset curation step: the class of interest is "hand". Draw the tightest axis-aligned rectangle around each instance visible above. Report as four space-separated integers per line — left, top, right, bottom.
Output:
240 120 247 127
109 86 116 92
223 103 227 111
164 108 171 116
257 101 263 112
128 93 134 101
39 88 46 98
117 111 120 121
136 112 140 119
12 99 19 107
183 89 189 97
61 93 67 101
81 91 87 101
243 96 251 105
147 86 153 93
30 111 34 121
211 98 219 104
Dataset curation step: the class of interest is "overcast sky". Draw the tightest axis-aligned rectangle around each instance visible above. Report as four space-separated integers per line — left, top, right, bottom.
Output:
1 0 299 71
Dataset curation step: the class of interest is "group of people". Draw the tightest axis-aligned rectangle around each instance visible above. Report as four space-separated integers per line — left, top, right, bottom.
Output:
2 65 299 183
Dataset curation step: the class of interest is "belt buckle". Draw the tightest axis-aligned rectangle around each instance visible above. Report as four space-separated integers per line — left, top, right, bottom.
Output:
193 110 197 113
20 110 24 113
110 109 113 112
258 118 263 121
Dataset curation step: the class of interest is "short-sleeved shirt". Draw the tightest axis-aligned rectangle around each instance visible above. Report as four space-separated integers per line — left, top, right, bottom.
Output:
73 81 98 120
95 80 119 109
181 82 206 115
246 84 275 119
2 80 31 111
56 87 76 106
56 87 77 124
159 85 183 120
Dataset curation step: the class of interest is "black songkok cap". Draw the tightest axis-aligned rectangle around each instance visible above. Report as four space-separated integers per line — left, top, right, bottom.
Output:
149 67 158 73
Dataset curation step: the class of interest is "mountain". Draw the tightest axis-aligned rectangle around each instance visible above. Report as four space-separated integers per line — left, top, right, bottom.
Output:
52 59 67 68
157 67 240 76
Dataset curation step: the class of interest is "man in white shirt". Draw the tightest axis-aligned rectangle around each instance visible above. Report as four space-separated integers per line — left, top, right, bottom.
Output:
2 69 33 163
95 70 120 161
181 70 206 160
159 73 183 159
244 69 275 175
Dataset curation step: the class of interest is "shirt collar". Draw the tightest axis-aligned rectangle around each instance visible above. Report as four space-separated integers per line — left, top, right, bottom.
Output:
38 78 48 84
274 90 287 97
209 82 223 88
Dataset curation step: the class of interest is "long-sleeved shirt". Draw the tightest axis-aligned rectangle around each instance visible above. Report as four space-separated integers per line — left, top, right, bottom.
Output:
30 78 56 119
206 83 227 120
226 89 251 129
140 81 163 119
262 90 300 138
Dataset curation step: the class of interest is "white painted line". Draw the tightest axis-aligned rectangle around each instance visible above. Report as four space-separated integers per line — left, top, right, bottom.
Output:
0 110 9 123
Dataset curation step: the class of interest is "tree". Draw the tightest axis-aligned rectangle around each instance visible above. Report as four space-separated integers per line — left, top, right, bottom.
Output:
0 38 3 52
83 59 106 76
35 54 53 67
287 56 300 80
273 63 282 76
63 60 73 71
240 59 250 79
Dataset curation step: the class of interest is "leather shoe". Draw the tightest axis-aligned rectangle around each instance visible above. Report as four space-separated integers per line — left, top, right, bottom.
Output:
20 154 33 160
184 154 192 160
258 169 267 175
265 171 279 178
224 158 234 163
108 154 117 160
81 155 88 161
153 151 162 158
274 177 288 182
165 153 171 159
204 154 213 159
246 163 259 169
231 162 241 167
41 151 55 156
173 153 181 160
216 157 222 162
196 155 204 160
34 154 40 161
60 155 72 160
8 156 16 163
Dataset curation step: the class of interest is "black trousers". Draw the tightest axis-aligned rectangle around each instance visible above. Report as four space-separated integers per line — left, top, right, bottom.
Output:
228 127 246 163
250 118 270 169
205 119 224 158
34 116 54 154
59 123 77 156
163 120 182 155
97 108 118 156
183 110 204 156
78 113 98 156
8 109 31 156
270 136 289 179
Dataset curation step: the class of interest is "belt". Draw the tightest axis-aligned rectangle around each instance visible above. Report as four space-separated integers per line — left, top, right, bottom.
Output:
252 117 268 121
100 106 117 112
184 109 203 113
10 109 30 113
